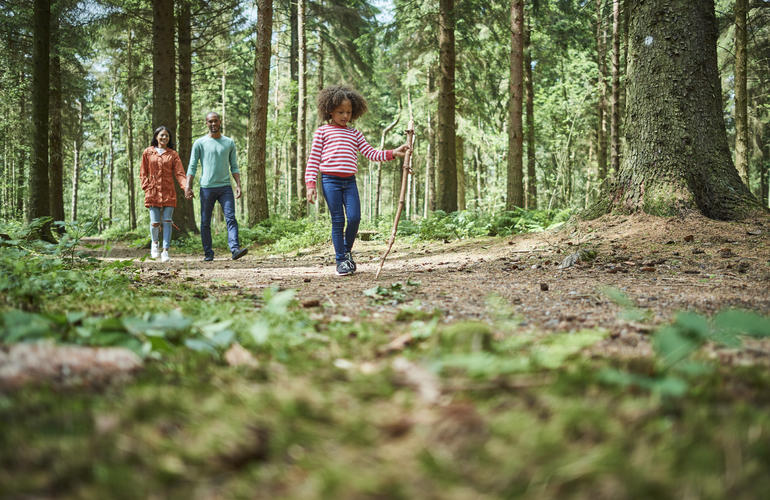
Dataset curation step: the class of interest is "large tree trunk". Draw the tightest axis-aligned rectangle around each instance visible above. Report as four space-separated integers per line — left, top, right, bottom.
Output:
29 0 54 240
507 0 525 210
609 0 621 174
152 0 176 138
426 68 436 213
71 99 82 221
247 0 272 225
176 0 197 235
595 0 608 181
608 0 760 219
436 0 457 212
524 16 537 209
49 35 64 230
734 0 749 187
296 0 307 217
108 84 115 223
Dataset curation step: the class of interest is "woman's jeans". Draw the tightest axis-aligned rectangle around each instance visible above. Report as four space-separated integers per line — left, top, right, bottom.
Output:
149 206 174 249
321 174 360 262
200 186 240 259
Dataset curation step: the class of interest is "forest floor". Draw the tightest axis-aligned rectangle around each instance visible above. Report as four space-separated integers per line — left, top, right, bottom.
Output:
4 212 770 498
118 212 770 360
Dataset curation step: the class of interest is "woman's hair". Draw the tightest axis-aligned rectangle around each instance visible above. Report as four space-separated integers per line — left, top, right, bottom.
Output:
317 85 368 123
150 126 175 150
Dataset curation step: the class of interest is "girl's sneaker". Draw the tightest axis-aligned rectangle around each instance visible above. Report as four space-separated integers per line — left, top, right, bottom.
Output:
151 241 160 259
345 252 356 272
160 250 170 263
336 259 354 276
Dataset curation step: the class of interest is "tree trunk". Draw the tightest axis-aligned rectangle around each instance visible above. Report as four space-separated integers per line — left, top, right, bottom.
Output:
525 16 537 209
456 135 465 210
610 0 621 174
152 0 176 136
296 0 307 217
608 0 760 219
595 0 608 181
507 0 525 210
247 0 272 225
71 100 82 221
176 0 197 235
272 58 280 212
436 0 457 212
108 84 115 223
426 68 436 212
29 0 53 240
49 35 64 230
734 0 749 186
126 29 137 230
289 0 298 213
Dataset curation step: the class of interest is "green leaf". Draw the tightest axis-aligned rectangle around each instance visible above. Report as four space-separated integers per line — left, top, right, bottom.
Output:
653 326 700 367
184 338 217 354
673 312 710 340
600 286 635 308
713 310 770 338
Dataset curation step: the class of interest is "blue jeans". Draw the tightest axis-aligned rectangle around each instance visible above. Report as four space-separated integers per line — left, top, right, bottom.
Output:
321 174 360 262
200 186 240 258
149 206 174 249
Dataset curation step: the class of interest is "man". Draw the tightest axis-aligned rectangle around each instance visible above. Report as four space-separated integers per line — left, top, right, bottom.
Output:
185 112 248 261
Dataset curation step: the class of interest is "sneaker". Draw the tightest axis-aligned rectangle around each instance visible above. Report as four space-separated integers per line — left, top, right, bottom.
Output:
232 247 248 260
203 255 214 262
345 251 356 272
150 241 160 259
336 259 355 276
160 249 170 263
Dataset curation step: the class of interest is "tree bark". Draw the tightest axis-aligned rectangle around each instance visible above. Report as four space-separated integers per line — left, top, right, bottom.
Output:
608 0 760 219
152 0 176 134
29 0 53 240
436 0 457 212
734 0 750 186
610 0 621 175
507 0 525 210
525 16 537 209
49 32 64 230
176 0 197 235
426 68 436 212
247 0 272 225
71 100 82 221
296 0 307 216
456 135 465 210
126 29 137 230
595 0 608 181
289 0 298 213
108 84 115 223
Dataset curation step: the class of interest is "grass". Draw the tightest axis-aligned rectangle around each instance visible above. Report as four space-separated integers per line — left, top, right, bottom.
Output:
1 217 770 498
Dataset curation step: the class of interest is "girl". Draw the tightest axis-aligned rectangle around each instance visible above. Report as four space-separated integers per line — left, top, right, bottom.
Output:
140 126 188 262
305 85 409 276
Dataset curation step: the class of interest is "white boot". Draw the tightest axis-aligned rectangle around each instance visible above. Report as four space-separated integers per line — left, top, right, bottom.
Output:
151 241 160 259
160 249 170 263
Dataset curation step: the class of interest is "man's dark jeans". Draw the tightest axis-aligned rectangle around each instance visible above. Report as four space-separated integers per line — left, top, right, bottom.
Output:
200 185 240 258
321 174 360 263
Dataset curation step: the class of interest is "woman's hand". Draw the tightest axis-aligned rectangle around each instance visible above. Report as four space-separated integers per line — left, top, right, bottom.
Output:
306 186 317 204
393 144 410 158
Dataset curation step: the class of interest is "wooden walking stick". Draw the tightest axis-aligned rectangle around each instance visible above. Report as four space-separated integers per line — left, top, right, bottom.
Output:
375 112 415 280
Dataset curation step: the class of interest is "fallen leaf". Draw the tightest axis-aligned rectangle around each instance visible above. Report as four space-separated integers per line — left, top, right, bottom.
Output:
224 343 259 368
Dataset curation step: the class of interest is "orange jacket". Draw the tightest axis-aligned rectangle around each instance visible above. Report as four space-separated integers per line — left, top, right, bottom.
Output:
139 147 188 208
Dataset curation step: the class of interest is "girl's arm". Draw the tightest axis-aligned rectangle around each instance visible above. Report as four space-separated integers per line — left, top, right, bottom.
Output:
356 131 394 162
304 128 324 189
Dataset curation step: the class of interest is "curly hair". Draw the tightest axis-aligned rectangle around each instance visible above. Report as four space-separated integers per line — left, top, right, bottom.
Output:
316 85 368 123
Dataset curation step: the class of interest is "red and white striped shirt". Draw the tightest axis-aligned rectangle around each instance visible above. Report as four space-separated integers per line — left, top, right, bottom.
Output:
304 124 394 188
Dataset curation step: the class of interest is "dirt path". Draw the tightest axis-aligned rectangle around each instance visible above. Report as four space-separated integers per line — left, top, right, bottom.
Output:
91 213 770 357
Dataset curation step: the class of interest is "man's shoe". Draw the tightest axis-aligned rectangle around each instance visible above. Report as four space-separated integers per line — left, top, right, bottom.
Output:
344 251 356 272
336 259 355 276
160 250 170 263
232 248 248 260
203 255 214 262
150 241 160 259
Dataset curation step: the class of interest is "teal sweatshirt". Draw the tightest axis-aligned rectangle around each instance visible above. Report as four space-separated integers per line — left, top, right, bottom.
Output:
187 135 239 188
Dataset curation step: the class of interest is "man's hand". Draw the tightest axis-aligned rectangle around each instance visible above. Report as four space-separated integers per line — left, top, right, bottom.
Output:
185 187 193 199
393 144 410 158
234 185 242 199
307 186 317 204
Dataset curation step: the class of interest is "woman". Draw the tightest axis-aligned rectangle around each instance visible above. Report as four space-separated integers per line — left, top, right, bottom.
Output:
139 126 188 262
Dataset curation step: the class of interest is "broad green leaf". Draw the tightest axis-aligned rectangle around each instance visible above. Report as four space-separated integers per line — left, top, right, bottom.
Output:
713 310 770 338
673 312 710 340
600 286 635 308
184 338 217 354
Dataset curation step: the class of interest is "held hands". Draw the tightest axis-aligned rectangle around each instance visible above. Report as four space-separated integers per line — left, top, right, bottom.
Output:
393 144 410 158
185 187 194 199
307 186 317 204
